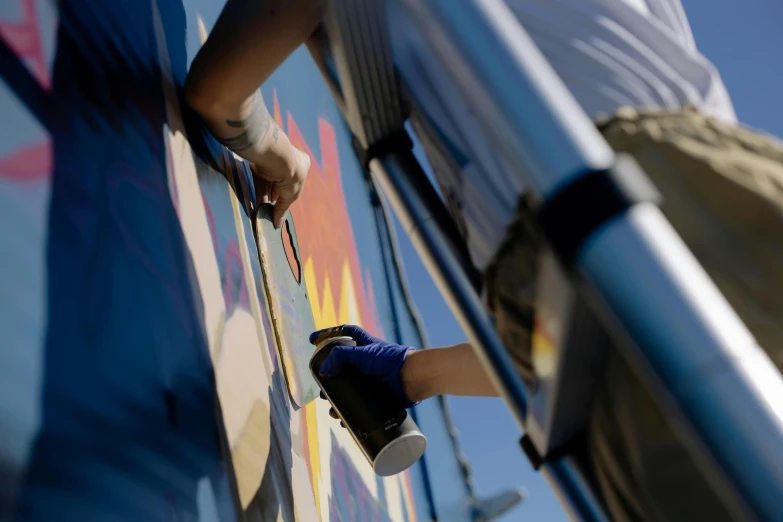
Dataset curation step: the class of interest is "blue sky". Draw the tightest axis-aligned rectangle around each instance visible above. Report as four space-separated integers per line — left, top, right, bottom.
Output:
396 1 783 520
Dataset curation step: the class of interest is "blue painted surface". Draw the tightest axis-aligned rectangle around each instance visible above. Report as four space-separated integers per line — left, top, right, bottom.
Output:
0 1 477 521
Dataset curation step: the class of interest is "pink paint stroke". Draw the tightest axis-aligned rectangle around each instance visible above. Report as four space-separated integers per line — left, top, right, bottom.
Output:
0 0 50 88
0 141 51 180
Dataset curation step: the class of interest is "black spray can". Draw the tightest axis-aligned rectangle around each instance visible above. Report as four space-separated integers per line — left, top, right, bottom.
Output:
309 335 427 476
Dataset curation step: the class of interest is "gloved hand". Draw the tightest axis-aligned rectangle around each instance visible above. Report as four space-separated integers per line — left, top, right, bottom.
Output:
309 324 419 409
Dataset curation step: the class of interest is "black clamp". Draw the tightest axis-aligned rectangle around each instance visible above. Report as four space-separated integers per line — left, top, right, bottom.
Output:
536 153 661 268
352 129 413 171
520 433 588 472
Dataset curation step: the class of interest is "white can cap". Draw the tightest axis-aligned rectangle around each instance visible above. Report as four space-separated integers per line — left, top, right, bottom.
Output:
372 430 427 476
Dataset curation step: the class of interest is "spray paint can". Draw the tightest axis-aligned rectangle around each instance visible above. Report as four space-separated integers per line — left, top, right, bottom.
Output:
310 335 427 476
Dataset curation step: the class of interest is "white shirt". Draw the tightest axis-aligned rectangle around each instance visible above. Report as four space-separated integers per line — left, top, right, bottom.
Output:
509 0 737 123
391 0 737 268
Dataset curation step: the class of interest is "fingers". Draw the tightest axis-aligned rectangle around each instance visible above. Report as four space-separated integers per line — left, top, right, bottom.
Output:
250 167 269 205
320 396 345 429
272 149 309 228
309 324 381 347
336 324 380 346
310 325 348 345
250 145 308 227
251 168 275 206
319 344 358 377
260 182 270 204
272 196 294 229
310 328 328 345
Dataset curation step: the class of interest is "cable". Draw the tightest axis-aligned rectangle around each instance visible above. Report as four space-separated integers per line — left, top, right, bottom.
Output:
369 174 483 520
369 180 439 520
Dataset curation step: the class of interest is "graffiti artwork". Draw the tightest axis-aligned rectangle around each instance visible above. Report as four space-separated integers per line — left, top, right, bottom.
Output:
0 0 474 521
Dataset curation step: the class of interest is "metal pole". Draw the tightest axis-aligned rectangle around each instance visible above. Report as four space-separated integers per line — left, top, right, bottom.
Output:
370 150 609 522
396 0 783 519
396 0 614 200
370 151 528 426
543 457 610 522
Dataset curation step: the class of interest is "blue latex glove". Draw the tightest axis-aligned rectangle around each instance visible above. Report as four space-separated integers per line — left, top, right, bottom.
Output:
309 325 418 408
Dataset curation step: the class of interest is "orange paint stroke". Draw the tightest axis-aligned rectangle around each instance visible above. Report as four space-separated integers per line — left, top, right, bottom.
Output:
287 116 382 337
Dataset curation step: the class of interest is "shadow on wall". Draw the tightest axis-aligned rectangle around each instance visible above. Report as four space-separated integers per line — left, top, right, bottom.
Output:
0 0 284 520
0 0 429 521
14 0 235 519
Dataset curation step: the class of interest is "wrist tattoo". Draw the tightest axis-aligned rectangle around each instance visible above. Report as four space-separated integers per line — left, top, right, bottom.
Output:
219 91 271 152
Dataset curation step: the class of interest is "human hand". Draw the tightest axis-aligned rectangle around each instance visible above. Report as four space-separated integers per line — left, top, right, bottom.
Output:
251 140 310 228
309 325 418 409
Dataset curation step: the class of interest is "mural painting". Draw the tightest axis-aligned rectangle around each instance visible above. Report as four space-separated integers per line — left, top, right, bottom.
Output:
0 0 465 520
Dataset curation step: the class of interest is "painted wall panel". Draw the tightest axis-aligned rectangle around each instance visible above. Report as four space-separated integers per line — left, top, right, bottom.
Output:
0 1 474 521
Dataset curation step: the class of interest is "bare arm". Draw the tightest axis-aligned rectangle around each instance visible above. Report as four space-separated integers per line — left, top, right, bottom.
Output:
401 343 500 402
185 0 325 226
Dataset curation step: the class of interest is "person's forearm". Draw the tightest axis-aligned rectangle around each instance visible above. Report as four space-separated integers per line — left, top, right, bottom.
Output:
202 90 298 182
401 343 500 402
185 0 324 166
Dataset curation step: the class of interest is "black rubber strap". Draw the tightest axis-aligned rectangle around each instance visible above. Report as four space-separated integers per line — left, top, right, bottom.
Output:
352 129 413 171
536 153 661 267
